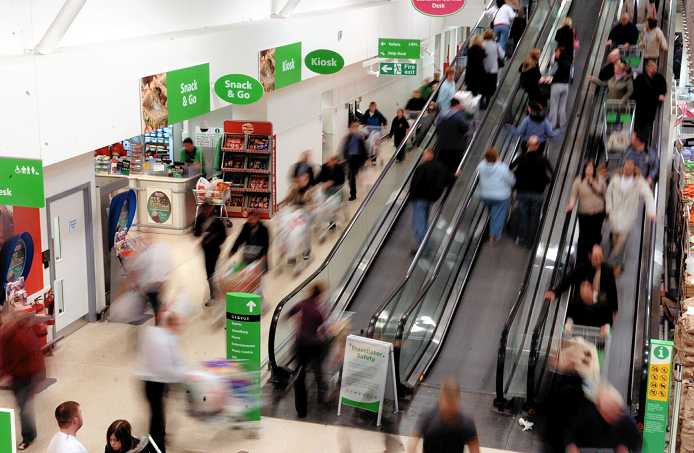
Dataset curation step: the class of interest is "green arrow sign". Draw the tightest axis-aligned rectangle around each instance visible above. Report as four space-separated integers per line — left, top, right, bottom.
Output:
378 63 417 76
0 157 44 208
378 39 420 59
643 339 673 453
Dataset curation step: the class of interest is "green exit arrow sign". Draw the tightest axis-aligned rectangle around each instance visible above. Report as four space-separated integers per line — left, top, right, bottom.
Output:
378 38 420 59
379 62 417 76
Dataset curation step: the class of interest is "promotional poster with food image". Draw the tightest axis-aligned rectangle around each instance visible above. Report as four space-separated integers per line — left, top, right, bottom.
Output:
259 48 276 93
0 205 44 302
141 73 168 133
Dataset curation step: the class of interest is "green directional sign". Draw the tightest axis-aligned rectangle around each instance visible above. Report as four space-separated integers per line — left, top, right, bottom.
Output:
378 38 420 59
0 408 16 453
0 157 44 208
643 339 673 453
167 63 211 124
379 62 417 76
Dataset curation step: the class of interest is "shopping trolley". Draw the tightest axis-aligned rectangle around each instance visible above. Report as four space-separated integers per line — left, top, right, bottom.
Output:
193 187 232 228
603 99 636 154
274 207 312 275
310 186 346 243
363 125 383 165
619 45 644 76
564 324 612 375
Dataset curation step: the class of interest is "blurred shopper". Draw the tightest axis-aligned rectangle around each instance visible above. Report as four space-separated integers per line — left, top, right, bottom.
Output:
544 244 618 336
555 17 576 62
639 18 668 63
407 378 481 453
491 0 516 54
510 136 553 247
464 36 487 98
194 202 227 307
132 243 172 318
135 311 185 453
405 90 427 116
341 121 369 201
632 59 667 138
509 9 527 51
589 61 634 102
286 282 327 418
0 313 46 450
543 47 571 128
230 211 270 268
617 131 659 186
512 101 561 154
47 401 87 453
290 150 316 188
519 48 545 106
477 147 516 245
436 98 470 179
105 420 140 453
566 161 608 263
388 109 411 162
623 0 655 24
598 48 622 82
564 385 642 453
419 78 434 100
410 148 450 253
415 103 438 147
607 13 639 49
605 158 657 276
438 66 458 113
360 102 388 130
315 153 345 196
284 172 313 207
482 29 505 110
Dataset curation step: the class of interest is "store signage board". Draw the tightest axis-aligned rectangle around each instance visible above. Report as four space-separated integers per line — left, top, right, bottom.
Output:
145 188 173 226
305 49 344 74
643 340 673 453
259 42 302 93
378 38 420 59
0 157 44 208
226 292 261 421
214 74 263 105
0 408 16 453
195 126 222 148
379 62 417 76
338 335 398 426
412 0 465 16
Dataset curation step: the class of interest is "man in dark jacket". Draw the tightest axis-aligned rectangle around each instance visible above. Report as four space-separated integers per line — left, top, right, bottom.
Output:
410 148 450 253
509 136 553 247
315 153 345 196
194 203 227 306
230 211 270 271
435 98 469 179
631 59 667 140
341 121 369 201
360 101 388 128
606 13 639 49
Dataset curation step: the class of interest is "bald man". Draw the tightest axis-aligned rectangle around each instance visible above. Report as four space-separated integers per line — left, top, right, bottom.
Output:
599 49 623 82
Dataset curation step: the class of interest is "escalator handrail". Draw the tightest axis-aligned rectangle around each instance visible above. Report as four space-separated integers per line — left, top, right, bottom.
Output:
267 0 495 375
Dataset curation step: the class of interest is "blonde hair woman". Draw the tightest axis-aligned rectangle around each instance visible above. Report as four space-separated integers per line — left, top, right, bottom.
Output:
555 16 576 62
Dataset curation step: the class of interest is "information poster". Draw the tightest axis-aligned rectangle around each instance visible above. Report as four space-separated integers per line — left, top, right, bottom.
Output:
0 157 44 208
643 340 674 453
259 42 302 93
194 126 223 148
0 206 43 304
145 188 173 226
0 408 16 453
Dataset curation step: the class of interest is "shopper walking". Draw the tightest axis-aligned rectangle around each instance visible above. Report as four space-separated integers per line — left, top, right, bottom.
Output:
510 136 554 247
105 420 140 453
605 158 657 276
315 153 345 196
132 242 172 318
543 47 572 128
47 402 88 453
194 202 227 307
519 48 545 106
0 312 46 450
464 36 487 98
286 282 327 418
617 131 659 186
482 29 505 110
135 311 186 453
407 377 481 453
639 18 668 63
438 66 458 113
589 61 634 102
491 0 516 55
388 108 411 162
410 148 450 253
340 121 369 201
360 102 388 129
555 17 576 62
606 13 639 49
290 150 316 188
512 100 561 154
477 147 515 245
632 59 667 138
566 161 608 263
230 211 270 268
436 98 470 179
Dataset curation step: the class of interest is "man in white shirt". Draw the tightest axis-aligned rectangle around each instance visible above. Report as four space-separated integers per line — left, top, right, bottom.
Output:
46 401 88 453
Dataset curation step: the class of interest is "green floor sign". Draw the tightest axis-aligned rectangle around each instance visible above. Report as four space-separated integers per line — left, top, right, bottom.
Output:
226 292 261 421
0 157 44 208
643 340 673 453
0 408 16 453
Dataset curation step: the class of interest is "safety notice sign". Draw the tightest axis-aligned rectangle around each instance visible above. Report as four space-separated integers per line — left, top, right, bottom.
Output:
643 340 673 453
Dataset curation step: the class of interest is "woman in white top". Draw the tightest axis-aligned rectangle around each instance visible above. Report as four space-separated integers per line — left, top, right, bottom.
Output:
490 0 517 55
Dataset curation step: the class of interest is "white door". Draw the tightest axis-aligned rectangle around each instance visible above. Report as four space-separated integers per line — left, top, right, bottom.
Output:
51 190 90 331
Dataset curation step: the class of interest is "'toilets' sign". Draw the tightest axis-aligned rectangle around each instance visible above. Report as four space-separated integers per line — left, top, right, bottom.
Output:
0 157 45 208
378 39 421 59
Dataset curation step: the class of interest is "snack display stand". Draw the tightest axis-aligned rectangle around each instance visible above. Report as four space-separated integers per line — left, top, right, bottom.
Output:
219 121 276 219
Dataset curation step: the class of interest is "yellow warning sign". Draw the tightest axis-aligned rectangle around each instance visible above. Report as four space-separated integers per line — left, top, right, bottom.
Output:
647 363 671 402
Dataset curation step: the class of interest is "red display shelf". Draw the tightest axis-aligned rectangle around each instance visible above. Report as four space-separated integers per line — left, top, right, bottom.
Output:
221 168 270 174
228 188 270 193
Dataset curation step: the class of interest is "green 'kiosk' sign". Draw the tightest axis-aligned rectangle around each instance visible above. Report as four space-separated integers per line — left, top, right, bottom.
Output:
643 339 673 453
0 408 16 453
0 157 44 208
275 42 302 89
226 292 261 421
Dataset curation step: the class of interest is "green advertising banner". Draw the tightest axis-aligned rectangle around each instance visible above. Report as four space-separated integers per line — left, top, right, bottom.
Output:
167 63 211 124
643 340 673 453
379 62 417 76
0 408 16 453
378 38 421 59
214 74 263 104
226 292 261 421
264 42 302 91
305 49 344 74
0 157 44 208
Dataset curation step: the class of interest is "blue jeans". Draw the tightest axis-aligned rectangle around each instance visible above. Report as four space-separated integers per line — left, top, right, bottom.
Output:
494 24 511 54
412 199 433 247
517 191 544 246
482 197 510 240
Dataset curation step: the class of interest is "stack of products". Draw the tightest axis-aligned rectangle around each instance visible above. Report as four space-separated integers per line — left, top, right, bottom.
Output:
248 176 269 190
248 136 269 151
672 296 694 449
223 135 245 150
194 177 231 204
